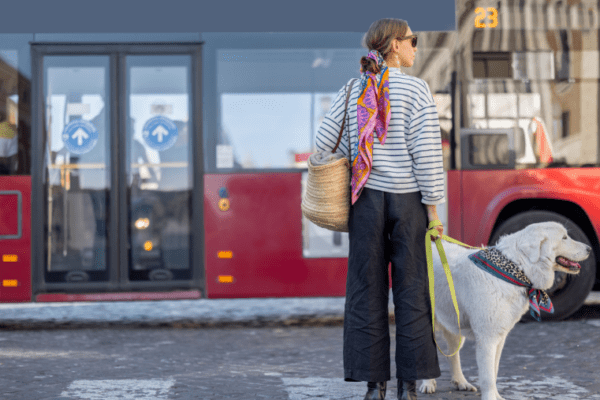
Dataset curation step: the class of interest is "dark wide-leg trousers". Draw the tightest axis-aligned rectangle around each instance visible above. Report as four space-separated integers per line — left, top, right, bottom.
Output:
343 188 441 382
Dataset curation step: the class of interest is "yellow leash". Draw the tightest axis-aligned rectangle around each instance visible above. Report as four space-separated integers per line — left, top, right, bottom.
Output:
425 220 483 357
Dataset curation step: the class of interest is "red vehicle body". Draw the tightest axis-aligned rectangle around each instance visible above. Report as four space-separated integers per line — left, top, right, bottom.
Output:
448 169 600 247
203 174 347 298
0 176 31 302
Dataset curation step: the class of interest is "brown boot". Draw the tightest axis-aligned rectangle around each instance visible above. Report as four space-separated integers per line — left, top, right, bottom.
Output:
397 380 416 400
364 381 386 399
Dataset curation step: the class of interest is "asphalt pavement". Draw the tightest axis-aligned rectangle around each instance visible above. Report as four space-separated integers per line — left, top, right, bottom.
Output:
1 316 600 399
1 291 599 330
1 293 600 399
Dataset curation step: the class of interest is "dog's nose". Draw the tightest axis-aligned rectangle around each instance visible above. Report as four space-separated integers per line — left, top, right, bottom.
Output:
586 245 592 254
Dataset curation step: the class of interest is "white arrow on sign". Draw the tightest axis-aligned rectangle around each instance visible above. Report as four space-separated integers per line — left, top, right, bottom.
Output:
152 125 169 143
72 128 89 146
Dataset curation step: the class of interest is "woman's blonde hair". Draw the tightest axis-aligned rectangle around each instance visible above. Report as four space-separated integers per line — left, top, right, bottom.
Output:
360 18 409 74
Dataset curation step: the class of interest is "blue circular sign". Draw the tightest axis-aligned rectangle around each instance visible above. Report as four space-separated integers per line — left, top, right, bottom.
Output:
142 116 178 151
62 120 99 155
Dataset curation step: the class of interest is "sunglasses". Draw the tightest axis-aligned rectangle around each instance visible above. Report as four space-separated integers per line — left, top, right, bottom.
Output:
397 35 418 48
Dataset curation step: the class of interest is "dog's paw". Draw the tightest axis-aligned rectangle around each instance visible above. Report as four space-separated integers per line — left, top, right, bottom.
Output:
419 379 437 394
451 377 477 392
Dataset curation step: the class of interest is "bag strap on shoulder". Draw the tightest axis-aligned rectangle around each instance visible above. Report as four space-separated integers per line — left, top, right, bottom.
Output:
332 79 357 154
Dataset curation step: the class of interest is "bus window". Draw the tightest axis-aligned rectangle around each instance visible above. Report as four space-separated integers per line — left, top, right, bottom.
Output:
215 48 363 170
0 36 31 176
469 134 510 166
513 52 555 81
462 75 600 168
473 52 512 79
220 93 312 169
0 50 19 175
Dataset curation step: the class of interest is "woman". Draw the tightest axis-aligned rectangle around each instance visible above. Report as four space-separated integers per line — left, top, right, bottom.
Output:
315 19 445 400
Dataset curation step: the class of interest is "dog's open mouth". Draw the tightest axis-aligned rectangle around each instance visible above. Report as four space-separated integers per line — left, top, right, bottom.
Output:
556 256 581 272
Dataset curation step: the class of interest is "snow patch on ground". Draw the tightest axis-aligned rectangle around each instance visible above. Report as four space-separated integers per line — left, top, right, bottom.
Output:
282 377 364 400
468 375 592 399
60 379 175 400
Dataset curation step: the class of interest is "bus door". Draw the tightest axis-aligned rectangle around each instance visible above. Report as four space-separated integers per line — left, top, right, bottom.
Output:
31 44 204 295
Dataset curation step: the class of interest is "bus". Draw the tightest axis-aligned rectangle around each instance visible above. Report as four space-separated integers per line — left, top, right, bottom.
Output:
0 0 598 320
448 0 600 320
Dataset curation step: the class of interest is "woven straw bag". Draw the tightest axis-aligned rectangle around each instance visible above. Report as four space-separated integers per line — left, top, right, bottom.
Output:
301 79 356 232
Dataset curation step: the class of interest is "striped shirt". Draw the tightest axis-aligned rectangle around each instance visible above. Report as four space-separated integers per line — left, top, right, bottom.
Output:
315 68 445 205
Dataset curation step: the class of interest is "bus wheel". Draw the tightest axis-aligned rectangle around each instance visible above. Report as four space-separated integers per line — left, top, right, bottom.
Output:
488 210 596 321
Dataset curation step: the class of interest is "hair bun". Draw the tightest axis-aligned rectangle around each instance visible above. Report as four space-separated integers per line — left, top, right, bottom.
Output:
360 56 380 74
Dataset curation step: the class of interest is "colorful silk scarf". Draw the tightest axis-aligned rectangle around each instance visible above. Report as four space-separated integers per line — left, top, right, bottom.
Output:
468 247 554 321
351 50 391 204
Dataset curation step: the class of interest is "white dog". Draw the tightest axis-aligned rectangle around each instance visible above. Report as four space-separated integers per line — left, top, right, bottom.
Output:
420 221 591 400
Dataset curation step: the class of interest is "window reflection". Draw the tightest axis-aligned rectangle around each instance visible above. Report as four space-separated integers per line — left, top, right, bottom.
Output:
0 101 17 174
0 49 27 175
216 45 454 170
220 93 311 169
433 94 452 170
129 92 190 190
466 75 598 168
127 56 192 281
43 56 110 282
216 48 364 170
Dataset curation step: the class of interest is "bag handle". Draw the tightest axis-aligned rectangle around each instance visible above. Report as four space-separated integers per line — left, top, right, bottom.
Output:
332 79 357 154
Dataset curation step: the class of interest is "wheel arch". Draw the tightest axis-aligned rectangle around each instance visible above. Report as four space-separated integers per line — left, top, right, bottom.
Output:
490 199 600 290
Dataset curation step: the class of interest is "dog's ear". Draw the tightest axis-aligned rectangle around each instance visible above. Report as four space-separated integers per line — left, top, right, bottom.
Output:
519 232 547 264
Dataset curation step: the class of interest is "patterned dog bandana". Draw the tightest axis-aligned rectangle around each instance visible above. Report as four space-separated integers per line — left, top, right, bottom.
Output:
468 247 554 321
352 50 391 204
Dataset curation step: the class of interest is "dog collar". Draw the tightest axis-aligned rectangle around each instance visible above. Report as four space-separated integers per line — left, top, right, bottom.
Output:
468 248 554 321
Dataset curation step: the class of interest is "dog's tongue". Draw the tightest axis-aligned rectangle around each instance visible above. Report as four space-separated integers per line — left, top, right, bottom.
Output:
557 256 581 269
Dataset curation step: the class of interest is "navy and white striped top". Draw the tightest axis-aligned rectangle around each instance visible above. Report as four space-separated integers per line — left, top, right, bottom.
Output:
315 68 445 205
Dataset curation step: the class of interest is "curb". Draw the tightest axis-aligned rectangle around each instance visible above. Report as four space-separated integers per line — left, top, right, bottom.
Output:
0 293 597 331
0 315 347 331
0 297 350 331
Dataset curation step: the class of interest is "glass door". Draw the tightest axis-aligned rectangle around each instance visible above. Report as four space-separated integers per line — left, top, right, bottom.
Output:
32 43 203 293
126 55 193 281
43 56 111 283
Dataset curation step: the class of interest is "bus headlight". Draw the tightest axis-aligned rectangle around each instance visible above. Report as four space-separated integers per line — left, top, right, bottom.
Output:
134 217 150 230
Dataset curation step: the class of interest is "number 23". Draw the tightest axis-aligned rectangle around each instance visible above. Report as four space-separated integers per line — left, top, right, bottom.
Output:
475 7 499 28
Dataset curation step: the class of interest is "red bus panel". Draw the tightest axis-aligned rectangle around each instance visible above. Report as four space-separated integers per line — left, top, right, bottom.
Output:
0 176 32 302
204 173 347 298
457 169 600 247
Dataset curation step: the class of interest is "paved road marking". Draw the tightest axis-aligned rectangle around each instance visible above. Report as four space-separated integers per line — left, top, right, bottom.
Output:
282 377 364 400
0 302 99 309
585 292 600 305
468 375 600 399
283 376 600 400
0 348 109 359
60 379 175 400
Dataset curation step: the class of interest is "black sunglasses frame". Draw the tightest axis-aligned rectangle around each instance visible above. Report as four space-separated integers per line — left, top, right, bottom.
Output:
397 35 418 48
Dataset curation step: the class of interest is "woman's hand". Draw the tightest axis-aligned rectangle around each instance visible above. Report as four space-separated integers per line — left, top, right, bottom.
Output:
426 204 444 241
